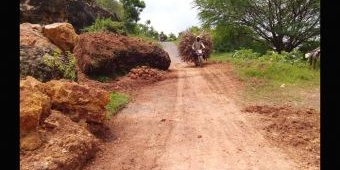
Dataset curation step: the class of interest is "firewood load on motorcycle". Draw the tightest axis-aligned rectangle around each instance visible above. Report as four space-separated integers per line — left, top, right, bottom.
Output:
178 31 213 63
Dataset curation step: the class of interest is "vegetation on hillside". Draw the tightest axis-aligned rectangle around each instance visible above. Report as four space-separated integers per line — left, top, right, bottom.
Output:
209 50 320 106
90 0 178 41
43 50 77 81
81 18 127 34
105 92 130 119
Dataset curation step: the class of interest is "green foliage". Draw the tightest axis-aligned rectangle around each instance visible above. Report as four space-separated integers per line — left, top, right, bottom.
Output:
120 0 145 33
231 49 306 66
193 0 320 52
95 0 124 20
81 18 127 34
238 61 318 84
211 24 268 53
298 40 320 54
208 52 234 62
135 21 160 40
210 50 319 85
232 49 261 59
186 26 202 35
210 51 319 107
260 50 305 65
167 33 177 41
43 50 77 81
105 92 130 119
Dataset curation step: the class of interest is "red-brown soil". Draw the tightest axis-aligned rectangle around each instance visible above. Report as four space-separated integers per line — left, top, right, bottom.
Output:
80 42 320 170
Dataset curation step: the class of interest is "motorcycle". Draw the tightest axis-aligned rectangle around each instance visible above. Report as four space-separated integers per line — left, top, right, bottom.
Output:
194 49 204 67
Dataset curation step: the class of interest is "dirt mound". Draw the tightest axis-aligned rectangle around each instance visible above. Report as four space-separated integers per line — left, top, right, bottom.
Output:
127 66 165 81
242 105 320 169
76 64 173 97
73 33 171 76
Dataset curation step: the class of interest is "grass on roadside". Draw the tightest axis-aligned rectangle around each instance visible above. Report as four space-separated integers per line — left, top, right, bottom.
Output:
105 92 130 119
209 51 320 109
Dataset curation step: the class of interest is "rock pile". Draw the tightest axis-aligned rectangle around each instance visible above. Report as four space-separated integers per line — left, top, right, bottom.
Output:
127 66 164 80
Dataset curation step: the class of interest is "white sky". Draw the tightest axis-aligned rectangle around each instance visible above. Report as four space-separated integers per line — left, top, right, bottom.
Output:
138 0 201 36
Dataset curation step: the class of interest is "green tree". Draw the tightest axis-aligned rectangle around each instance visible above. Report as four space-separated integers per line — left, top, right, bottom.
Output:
194 0 320 53
95 0 124 20
168 33 177 41
120 0 145 33
211 23 269 53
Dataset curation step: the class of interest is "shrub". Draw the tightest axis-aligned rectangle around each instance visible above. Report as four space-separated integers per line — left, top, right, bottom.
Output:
43 50 77 81
105 92 130 119
232 49 261 59
81 18 127 35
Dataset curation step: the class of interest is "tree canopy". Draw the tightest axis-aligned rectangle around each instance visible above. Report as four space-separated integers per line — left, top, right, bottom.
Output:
120 0 145 33
193 0 320 52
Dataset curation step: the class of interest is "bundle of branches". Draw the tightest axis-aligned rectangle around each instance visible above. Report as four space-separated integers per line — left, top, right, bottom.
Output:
178 31 213 63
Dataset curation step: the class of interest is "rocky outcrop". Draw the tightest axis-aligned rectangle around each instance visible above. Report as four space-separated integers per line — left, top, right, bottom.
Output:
20 0 119 33
20 45 65 82
20 77 51 151
20 23 59 49
66 0 119 33
20 110 99 170
20 76 110 151
41 79 110 123
20 23 77 82
73 33 171 76
42 22 79 51
20 0 67 24
20 23 63 82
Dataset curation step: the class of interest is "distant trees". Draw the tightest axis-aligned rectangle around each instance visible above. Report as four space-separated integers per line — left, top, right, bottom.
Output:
91 0 179 41
194 0 320 53
120 0 146 33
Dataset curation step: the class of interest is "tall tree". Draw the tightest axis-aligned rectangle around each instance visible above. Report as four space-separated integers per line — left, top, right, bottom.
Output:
120 0 145 33
194 0 320 52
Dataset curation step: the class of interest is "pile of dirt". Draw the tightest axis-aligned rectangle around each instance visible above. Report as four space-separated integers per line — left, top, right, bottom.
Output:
75 61 174 96
73 32 171 76
127 66 165 81
242 105 320 169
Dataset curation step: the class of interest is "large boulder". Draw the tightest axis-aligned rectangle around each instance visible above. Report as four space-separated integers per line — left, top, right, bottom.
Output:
20 23 64 82
20 0 119 33
20 0 66 24
42 22 79 51
20 76 110 150
20 110 99 170
20 45 65 82
20 23 78 82
20 23 59 49
73 33 171 76
40 79 110 123
20 76 51 151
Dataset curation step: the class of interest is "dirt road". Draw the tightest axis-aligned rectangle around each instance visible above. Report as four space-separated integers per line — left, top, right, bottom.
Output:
83 42 303 170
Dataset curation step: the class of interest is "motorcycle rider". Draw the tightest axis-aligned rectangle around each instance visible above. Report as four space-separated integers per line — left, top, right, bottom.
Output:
192 36 206 52
192 36 206 61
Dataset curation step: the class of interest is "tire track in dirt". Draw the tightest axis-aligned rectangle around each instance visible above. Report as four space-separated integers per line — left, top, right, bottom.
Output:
83 42 302 170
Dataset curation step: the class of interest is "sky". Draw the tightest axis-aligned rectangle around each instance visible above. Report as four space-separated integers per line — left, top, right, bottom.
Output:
138 0 201 36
